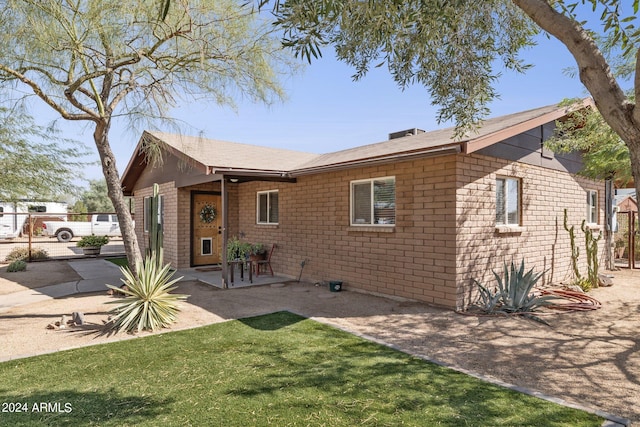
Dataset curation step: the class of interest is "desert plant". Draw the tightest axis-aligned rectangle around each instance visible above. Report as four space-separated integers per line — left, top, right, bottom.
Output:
106 249 188 333
76 235 109 248
581 220 601 290
147 183 163 264
563 209 581 281
563 209 602 291
4 247 48 262
473 260 556 323
6 260 27 272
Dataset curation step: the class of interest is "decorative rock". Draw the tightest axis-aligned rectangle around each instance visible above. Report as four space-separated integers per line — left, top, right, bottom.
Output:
598 274 614 287
566 284 584 293
72 312 85 325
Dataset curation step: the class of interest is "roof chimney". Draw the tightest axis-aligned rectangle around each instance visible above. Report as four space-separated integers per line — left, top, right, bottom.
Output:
388 128 425 140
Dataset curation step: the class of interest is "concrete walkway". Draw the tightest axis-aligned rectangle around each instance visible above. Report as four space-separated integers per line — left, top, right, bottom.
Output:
0 259 283 313
0 259 123 313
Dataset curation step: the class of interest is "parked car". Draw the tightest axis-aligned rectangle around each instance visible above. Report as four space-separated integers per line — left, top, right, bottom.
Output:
42 214 122 243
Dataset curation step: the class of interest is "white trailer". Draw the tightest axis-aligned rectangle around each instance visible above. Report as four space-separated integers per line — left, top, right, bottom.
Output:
0 201 68 239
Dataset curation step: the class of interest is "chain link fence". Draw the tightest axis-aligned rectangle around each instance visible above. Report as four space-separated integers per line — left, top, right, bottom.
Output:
0 212 126 263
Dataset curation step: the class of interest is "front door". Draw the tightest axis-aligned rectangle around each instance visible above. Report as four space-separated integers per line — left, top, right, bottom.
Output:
192 192 222 266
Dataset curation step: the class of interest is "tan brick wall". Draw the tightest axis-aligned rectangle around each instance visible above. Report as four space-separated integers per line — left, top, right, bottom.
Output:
134 182 179 266
134 181 222 268
131 153 605 311
234 156 459 306
455 154 605 309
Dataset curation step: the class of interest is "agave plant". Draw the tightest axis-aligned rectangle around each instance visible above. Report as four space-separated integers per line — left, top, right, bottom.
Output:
106 250 188 333
473 260 557 323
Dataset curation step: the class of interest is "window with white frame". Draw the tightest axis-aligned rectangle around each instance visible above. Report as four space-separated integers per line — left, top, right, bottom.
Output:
351 177 396 226
587 190 598 224
143 194 164 232
257 190 279 224
496 177 520 226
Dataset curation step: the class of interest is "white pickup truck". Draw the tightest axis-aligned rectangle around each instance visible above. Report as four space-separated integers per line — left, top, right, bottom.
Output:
42 214 122 242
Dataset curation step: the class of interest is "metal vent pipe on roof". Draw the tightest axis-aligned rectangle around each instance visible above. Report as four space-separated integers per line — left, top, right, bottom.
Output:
388 128 425 140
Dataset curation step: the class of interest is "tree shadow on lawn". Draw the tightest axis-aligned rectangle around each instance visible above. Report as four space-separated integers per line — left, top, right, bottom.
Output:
0 388 173 426
239 310 305 330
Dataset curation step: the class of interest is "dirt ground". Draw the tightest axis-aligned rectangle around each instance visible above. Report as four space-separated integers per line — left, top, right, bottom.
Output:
0 262 638 424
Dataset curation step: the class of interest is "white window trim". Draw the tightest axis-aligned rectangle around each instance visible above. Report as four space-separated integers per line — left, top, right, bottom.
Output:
350 176 396 227
257 190 279 225
587 189 598 225
495 176 521 227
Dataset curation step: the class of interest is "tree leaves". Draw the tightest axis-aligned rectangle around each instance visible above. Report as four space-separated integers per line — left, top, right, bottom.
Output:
265 0 537 137
545 98 632 183
0 106 88 202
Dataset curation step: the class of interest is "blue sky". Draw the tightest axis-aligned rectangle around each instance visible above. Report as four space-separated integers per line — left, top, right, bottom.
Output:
44 29 589 184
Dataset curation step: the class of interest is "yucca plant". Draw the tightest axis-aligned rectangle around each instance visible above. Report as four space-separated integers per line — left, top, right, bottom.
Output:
106 249 188 333
473 260 557 323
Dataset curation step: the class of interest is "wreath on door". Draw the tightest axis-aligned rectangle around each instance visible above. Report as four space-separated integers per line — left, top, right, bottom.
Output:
199 204 217 223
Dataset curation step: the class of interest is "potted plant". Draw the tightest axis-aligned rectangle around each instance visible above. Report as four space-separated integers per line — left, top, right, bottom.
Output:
226 236 252 261
249 243 267 262
77 235 109 256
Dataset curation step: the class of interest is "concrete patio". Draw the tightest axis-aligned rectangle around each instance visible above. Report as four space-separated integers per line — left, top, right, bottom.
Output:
178 263 292 289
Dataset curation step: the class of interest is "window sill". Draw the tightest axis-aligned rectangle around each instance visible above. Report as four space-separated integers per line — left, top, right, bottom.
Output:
495 225 526 234
585 223 602 231
256 224 279 229
347 226 395 233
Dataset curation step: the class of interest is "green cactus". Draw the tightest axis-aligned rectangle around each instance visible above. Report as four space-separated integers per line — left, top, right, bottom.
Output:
147 183 163 265
581 219 601 289
563 209 581 281
563 208 601 291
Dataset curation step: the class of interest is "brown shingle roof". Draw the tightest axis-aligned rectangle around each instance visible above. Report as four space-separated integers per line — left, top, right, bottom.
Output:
145 131 319 172
122 98 592 190
291 100 592 173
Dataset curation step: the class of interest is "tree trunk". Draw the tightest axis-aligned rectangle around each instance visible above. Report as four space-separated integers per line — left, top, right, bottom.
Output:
93 119 142 272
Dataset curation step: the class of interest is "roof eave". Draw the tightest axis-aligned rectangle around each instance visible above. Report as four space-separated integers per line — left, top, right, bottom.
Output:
463 98 595 154
120 131 210 195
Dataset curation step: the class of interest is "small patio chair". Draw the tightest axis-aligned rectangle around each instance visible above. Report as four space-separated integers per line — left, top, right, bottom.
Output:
255 244 276 276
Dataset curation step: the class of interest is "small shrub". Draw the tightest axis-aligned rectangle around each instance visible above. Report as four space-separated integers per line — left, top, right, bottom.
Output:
6 260 27 272
77 235 109 248
4 247 49 262
106 249 188 333
573 277 594 292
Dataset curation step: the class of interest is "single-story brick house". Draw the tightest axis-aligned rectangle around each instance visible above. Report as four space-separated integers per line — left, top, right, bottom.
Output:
121 99 604 310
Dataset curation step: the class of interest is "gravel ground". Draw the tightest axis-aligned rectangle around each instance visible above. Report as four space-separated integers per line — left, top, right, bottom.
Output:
0 262 638 424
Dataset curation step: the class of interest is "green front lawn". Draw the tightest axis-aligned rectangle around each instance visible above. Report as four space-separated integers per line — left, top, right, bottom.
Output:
0 312 602 426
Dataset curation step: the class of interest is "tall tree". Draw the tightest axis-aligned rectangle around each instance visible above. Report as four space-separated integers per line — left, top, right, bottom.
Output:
80 179 115 213
264 0 640 201
0 106 86 202
545 98 632 185
0 0 290 269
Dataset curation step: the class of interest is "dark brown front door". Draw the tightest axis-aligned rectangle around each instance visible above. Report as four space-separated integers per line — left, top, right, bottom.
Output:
192 192 222 266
